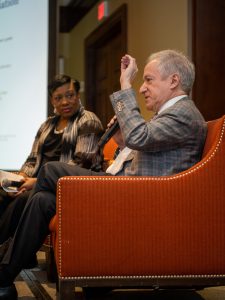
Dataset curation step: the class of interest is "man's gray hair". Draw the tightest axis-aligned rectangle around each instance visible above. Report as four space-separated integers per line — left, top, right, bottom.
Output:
147 50 195 95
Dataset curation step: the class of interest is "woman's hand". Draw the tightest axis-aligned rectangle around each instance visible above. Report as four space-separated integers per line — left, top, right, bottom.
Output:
18 177 37 192
7 190 25 198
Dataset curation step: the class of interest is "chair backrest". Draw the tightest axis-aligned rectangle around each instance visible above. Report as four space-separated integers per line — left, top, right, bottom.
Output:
103 138 118 161
202 116 225 158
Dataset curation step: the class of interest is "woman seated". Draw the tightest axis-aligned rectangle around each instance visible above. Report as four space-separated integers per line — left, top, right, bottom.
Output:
0 74 103 255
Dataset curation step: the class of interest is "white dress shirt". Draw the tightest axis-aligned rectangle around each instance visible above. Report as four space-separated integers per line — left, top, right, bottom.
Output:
106 146 132 175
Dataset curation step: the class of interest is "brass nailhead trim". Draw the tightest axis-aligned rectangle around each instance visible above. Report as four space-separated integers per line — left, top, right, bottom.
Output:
59 274 225 280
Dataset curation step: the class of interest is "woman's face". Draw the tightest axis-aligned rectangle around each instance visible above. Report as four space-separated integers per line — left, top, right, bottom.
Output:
51 82 80 119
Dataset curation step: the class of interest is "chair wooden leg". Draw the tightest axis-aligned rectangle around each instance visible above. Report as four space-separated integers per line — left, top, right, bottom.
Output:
58 280 78 300
45 246 58 283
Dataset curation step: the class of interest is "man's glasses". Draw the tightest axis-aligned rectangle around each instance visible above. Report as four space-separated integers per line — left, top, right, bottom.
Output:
53 91 76 103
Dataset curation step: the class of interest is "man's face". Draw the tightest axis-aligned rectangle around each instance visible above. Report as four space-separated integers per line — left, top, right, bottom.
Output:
139 59 173 112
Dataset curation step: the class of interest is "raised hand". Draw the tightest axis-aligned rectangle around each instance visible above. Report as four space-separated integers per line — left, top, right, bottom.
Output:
120 54 138 90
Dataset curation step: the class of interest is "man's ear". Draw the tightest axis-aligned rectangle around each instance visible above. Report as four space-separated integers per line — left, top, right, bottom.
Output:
170 73 180 89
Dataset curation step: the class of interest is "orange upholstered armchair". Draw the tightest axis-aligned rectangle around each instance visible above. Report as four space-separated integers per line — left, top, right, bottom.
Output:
50 115 225 299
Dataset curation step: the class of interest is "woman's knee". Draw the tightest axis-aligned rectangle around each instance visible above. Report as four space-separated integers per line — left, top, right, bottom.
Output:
40 161 62 177
30 191 56 219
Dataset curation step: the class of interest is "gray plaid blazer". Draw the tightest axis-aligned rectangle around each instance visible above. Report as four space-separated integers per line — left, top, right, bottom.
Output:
110 88 207 176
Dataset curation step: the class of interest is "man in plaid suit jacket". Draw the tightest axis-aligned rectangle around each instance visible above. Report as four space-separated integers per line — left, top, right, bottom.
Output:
107 50 207 176
0 50 207 298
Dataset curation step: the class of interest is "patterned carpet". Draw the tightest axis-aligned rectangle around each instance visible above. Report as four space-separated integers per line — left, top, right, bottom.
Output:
15 252 225 299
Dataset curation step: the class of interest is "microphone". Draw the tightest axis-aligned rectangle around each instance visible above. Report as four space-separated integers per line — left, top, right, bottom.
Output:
1 178 24 189
97 120 119 148
91 119 119 172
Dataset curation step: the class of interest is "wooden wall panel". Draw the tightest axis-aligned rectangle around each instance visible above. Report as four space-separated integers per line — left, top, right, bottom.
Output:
192 0 225 121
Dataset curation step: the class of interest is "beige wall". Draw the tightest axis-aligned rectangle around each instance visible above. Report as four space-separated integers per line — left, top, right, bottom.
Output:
58 0 189 119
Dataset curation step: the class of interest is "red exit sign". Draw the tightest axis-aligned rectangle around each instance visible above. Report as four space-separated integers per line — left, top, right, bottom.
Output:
98 1 108 21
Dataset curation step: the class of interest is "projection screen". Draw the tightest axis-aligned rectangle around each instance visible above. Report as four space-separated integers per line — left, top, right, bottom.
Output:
0 0 49 170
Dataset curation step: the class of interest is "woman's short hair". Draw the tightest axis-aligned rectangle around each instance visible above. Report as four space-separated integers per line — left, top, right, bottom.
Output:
48 74 80 98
